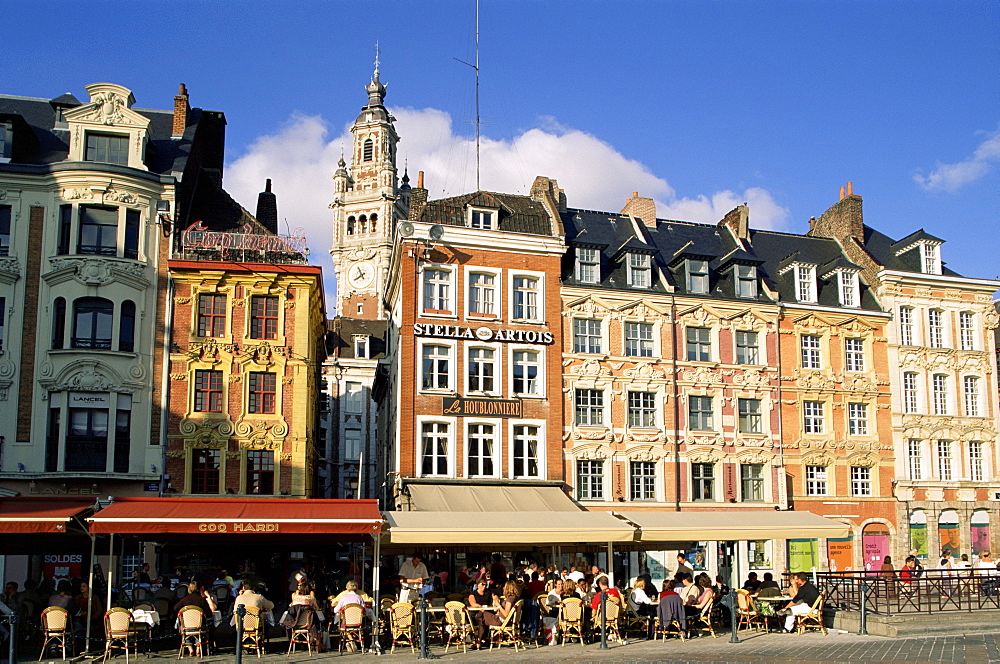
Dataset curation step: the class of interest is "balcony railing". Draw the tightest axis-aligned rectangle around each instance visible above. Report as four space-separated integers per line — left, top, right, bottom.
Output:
173 248 309 265
811 568 1000 615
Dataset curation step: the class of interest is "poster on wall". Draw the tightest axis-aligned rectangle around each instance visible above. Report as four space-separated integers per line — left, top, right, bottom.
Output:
788 539 818 573
939 522 961 556
909 523 928 559
971 512 991 555
862 525 890 570
827 536 854 572
43 554 83 585
685 547 707 571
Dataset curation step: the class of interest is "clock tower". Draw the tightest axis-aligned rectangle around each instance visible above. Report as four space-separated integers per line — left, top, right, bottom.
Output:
330 65 408 320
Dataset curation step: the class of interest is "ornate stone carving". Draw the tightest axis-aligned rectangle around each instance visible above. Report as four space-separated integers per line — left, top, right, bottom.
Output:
563 296 613 317
737 450 773 464
62 188 94 200
0 379 11 401
242 438 281 451
795 370 838 391
229 375 242 383
165 451 185 459
686 447 722 464
280 453 293 461
571 359 611 377
627 446 665 461
682 366 722 384
572 445 610 460
572 429 614 442
178 418 234 437
732 368 767 387
0 258 21 279
0 189 6 200
625 432 664 443
346 247 379 262
842 376 877 392
170 373 187 381
128 365 145 380
88 90 128 124
174 297 191 305
847 451 879 468
102 185 137 204
39 361 53 377
679 306 720 327
281 377 293 384
801 450 835 466
624 363 665 380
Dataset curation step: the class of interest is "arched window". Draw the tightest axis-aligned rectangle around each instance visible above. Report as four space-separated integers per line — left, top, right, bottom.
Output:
359 215 368 234
119 300 136 352
52 297 66 349
861 523 890 570
72 297 113 349
972 510 991 556
369 213 377 233
346 216 355 236
363 138 373 162
939 509 960 558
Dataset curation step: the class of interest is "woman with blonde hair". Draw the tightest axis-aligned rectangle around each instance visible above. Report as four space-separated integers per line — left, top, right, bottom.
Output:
628 577 657 639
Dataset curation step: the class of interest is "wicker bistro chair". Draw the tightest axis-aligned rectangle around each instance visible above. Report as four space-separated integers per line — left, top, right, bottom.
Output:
687 598 717 638
590 595 624 644
557 597 585 645
389 602 417 653
176 605 210 659
795 591 827 635
735 589 765 632
103 607 139 663
239 606 265 658
489 600 525 651
620 598 649 639
655 594 686 641
38 606 72 661
337 603 367 654
286 606 317 656
443 601 474 653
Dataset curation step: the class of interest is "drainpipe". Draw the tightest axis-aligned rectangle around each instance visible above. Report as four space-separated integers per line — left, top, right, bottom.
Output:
158 276 175 495
671 293 681 511
775 317 787 509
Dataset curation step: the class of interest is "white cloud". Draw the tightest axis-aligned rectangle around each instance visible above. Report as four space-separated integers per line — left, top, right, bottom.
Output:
914 127 1000 192
225 108 790 307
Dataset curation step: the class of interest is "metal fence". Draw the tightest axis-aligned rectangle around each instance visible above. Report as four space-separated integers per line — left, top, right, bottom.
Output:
814 568 1000 615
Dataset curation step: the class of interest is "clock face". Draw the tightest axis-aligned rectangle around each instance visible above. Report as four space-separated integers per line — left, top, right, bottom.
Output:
348 261 375 289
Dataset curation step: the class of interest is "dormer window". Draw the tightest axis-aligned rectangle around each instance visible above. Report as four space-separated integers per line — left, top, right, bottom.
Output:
838 271 860 307
353 335 369 359
735 265 757 298
85 132 128 166
686 259 709 294
627 253 650 288
469 209 494 230
576 247 599 283
795 264 817 303
0 121 12 162
921 242 941 275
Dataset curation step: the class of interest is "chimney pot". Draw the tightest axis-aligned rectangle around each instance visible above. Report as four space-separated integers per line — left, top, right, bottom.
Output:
417 171 425 189
839 186 846 201
847 181 854 196
172 83 190 137
632 191 639 198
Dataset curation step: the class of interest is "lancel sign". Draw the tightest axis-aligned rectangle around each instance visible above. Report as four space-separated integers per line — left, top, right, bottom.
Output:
413 323 553 345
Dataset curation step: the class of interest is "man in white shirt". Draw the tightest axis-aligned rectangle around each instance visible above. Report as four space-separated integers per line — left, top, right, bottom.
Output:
398 553 429 603
567 566 585 583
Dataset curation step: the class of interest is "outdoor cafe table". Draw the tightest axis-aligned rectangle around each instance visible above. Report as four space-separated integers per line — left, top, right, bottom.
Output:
131 608 160 627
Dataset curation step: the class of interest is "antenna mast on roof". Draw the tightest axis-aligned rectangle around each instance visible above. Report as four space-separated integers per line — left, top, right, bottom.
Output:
454 0 481 190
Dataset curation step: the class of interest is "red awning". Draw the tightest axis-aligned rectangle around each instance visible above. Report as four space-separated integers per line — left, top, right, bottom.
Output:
0 499 93 533
87 498 383 536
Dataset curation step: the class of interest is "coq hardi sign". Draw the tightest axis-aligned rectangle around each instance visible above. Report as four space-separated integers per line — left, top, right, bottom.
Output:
413 323 553 344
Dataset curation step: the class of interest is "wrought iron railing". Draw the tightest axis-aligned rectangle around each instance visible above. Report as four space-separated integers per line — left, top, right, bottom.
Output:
811 568 1000 615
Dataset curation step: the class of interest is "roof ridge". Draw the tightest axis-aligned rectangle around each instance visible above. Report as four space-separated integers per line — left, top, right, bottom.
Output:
0 93 53 102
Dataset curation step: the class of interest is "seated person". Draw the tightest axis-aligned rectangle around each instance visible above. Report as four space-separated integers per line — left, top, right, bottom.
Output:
742 572 761 593
589 576 621 612
468 579 493 648
286 581 324 652
685 576 714 618
234 577 274 611
778 572 819 632
174 581 218 656
562 579 584 599
758 572 780 591
678 573 700 605
656 580 686 633
331 580 368 624
627 577 657 639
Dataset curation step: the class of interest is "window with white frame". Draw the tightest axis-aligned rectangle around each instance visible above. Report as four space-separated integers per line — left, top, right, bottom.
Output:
468 347 496 393
736 265 757 298
687 259 709 294
928 309 944 348
970 441 984 482
741 463 764 501
628 252 651 288
921 242 941 275
964 376 981 417
512 276 539 320
903 372 918 413
469 209 494 230
630 461 656 501
344 382 364 414
625 322 654 357
686 327 711 361
907 439 922 480
691 463 715 501
573 319 602 354
850 466 872 496
803 401 824 434
422 269 452 313
468 272 496 316
839 271 859 307
688 395 714 431
0 121 11 161
800 335 821 369
353 335 369 359
736 330 760 365
512 350 539 396
845 338 865 372
848 403 869 436
576 247 599 283
576 460 604 500
959 312 975 350
466 423 496 477
738 398 762 433
421 344 451 390
344 429 361 460
574 389 604 426
932 374 948 415
899 306 914 346
512 424 540 478
420 421 450 476
628 391 657 428
795 264 817 302
805 465 828 496
85 132 129 166
937 439 953 480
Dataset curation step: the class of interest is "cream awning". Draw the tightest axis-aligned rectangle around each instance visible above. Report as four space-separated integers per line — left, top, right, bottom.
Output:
405 483 582 512
619 510 851 542
385 510 636 545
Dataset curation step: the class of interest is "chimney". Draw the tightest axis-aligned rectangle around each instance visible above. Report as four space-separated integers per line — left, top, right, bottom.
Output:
808 182 863 240
255 179 278 234
719 204 750 240
417 171 424 188
408 171 429 221
172 84 189 137
620 191 657 228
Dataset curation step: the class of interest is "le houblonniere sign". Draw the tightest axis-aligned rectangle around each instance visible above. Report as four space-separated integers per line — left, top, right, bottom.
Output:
443 397 523 418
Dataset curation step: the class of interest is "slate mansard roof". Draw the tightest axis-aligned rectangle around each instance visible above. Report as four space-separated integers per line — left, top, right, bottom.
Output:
412 191 558 237
561 208 882 312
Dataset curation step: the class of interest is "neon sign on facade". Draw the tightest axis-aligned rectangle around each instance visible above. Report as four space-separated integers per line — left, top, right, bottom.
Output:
181 221 308 255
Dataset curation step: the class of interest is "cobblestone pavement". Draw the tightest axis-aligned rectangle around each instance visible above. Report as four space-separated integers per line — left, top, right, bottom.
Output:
63 630 1000 663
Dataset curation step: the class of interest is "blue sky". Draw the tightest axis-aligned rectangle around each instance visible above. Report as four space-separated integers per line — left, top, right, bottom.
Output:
6 0 998 298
